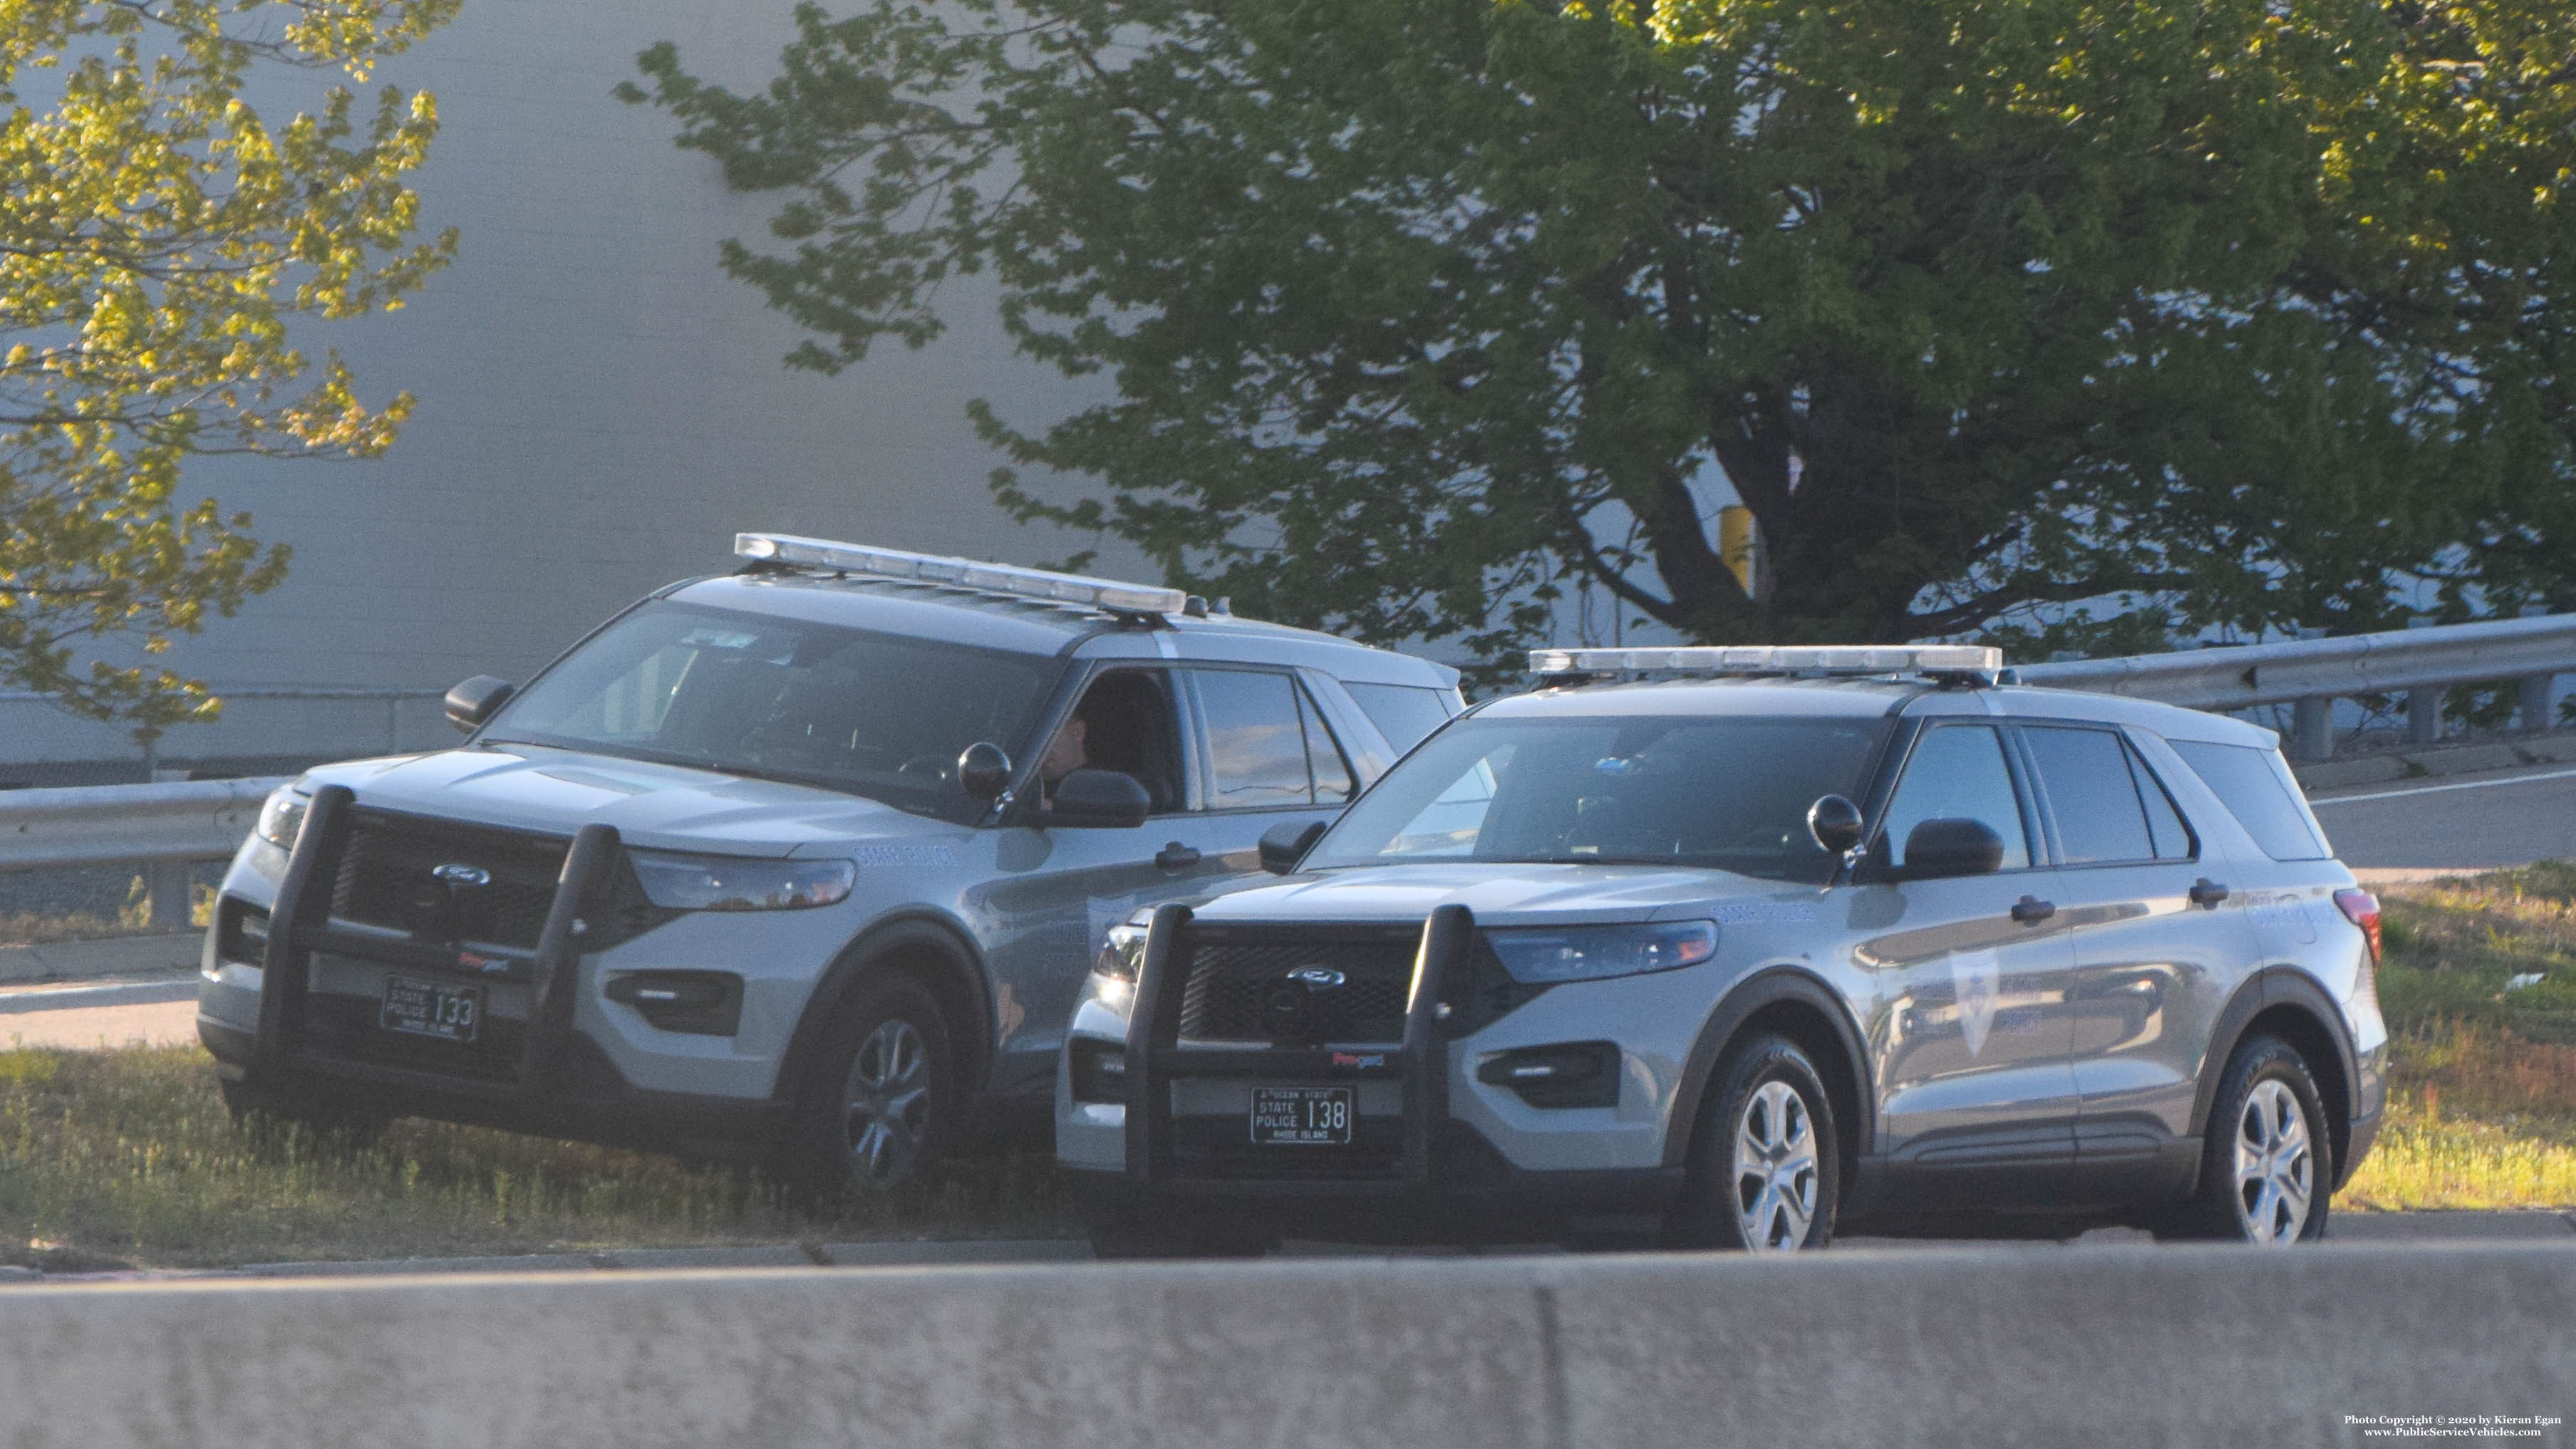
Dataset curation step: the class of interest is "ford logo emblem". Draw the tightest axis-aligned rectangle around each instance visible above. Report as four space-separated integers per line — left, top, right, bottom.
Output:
1288 966 1345 990
432 863 491 888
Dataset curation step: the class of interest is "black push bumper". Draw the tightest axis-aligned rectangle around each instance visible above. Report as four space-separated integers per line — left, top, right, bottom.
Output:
214 783 788 1159
1104 900 1683 1229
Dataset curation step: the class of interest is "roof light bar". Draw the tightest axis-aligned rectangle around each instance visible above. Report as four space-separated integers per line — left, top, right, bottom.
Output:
1526 644 2003 677
735 533 1190 616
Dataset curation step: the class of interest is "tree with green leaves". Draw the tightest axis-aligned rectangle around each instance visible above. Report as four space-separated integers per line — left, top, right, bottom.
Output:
626 0 2570 666
0 0 455 745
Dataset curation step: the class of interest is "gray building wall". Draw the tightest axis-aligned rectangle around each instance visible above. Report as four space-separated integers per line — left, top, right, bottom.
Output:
1 0 1114 773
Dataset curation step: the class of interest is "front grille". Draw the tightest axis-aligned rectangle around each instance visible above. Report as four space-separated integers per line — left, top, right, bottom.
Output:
1176 928 1420 1045
331 811 568 950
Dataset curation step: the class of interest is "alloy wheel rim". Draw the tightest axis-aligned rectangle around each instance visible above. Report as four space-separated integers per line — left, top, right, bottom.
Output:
843 1018 931 1186
1732 1079 1819 1252
2231 1078 2314 1245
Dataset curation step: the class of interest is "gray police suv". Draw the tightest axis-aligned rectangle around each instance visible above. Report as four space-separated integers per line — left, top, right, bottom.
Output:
196 533 1458 1192
1058 645 2386 1251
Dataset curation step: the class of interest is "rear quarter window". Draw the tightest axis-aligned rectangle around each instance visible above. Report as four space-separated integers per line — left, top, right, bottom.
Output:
2167 739 2332 861
1344 682 1457 754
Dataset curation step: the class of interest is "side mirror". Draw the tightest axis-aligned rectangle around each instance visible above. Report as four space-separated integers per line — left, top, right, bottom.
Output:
958 742 1013 801
445 675 515 733
1046 767 1151 828
1806 794 1864 856
1900 818 2005 880
1258 819 1329 875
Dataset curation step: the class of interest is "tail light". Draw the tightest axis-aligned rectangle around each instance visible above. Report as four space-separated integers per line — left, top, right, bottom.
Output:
2334 888 2382 962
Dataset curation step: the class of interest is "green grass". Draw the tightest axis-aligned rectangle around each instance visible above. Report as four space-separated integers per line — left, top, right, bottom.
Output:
0 1045 1071 1271
2339 864 2576 1209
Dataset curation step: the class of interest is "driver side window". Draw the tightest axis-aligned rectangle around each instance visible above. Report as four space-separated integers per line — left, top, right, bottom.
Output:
1880 724 2032 872
1039 670 1186 814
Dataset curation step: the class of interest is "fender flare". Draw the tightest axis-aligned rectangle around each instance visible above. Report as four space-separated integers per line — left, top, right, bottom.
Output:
773 912 994 1103
2188 965 2359 1144
1662 964 1877 1170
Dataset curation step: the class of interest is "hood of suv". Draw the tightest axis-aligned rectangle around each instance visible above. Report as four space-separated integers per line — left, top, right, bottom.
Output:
299 745 946 856
1190 861 1811 928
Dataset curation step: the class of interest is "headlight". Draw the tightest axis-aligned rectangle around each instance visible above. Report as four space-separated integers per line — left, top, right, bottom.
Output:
254 787 309 851
1484 920 1718 985
628 850 855 911
1092 910 1156 982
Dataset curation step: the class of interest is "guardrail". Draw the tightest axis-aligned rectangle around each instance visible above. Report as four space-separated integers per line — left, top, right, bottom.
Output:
2019 614 2576 760
0 776 291 928
1 1245 2570 1448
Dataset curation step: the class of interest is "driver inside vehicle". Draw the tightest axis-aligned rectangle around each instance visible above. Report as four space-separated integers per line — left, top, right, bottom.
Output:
1040 671 1182 812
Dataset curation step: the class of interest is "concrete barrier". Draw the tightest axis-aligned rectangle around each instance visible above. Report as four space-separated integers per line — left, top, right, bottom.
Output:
1 1245 2570 1448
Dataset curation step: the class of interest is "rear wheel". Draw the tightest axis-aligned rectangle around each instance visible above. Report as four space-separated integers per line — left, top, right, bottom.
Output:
1664 1034 1840 1252
2161 1034 2332 1245
783 975 956 1200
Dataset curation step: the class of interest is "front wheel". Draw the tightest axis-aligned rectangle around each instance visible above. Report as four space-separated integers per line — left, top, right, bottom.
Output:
782 976 956 1200
1664 1034 1840 1252
2161 1033 2332 1245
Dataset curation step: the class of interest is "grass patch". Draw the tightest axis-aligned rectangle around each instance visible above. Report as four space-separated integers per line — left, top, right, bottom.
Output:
0 1044 1072 1270
2342 865 2576 1209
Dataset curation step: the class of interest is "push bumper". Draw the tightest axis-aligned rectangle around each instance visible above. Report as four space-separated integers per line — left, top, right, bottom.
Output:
1093 901 1685 1232
211 784 790 1159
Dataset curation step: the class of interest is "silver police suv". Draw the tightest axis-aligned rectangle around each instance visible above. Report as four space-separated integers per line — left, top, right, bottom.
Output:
1058 645 2386 1252
196 533 1459 1192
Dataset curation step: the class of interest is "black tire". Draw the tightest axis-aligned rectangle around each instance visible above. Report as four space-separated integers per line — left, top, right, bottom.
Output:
1664 1034 1840 1252
780 975 957 1201
2161 1033 2333 1245
219 1074 388 1155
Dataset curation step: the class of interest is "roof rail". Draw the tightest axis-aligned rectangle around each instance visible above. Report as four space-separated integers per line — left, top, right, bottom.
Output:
734 533 1189 617
1526 644 2002 678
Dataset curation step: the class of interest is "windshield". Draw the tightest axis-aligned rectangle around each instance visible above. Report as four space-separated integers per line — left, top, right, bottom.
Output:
1305 712 1893 883
483 601 1058 822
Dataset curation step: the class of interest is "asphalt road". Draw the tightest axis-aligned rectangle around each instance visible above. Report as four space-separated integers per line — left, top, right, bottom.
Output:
2307 761 2576 870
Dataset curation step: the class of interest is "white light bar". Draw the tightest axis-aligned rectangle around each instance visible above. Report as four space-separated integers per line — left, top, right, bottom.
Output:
1527 644 2003 677
735 533 1190 616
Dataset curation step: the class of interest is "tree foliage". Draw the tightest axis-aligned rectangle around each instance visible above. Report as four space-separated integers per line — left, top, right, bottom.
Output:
628 0 2573 664
0 0 455 741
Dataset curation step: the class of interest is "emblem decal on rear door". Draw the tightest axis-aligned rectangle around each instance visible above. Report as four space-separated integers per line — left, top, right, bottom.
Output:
1950 948 2000 1057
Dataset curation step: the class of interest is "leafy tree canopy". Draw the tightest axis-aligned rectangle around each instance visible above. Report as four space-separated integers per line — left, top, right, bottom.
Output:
0 0 455 742
627 0 2573 665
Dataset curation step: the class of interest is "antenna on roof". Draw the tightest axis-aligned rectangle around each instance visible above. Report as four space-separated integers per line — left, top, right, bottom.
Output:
734 533 1189 618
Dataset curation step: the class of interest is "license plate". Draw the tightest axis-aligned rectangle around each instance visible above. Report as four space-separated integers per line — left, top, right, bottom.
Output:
381 975 482 1044
1251 1086 1354 1146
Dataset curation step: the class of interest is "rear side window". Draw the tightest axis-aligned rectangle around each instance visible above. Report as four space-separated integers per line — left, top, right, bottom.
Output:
1192 670 1356 809
2168 740 2332 861
2021 725 2195 865
1345 682 1455 754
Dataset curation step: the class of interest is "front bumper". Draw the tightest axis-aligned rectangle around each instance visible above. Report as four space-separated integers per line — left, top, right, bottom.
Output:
1061 902 1690 1225
198 1015 790 1158
201 785 805 1157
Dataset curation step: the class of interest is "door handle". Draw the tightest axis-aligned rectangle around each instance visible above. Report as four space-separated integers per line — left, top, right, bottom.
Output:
1154 842 1201 871
2189 878 2230 908
2011 895 2056 925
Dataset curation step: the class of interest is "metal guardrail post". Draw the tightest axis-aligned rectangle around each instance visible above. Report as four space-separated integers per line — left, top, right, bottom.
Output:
2291 699 2334 762
2408 687 2441 744
2522 673 2557 734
